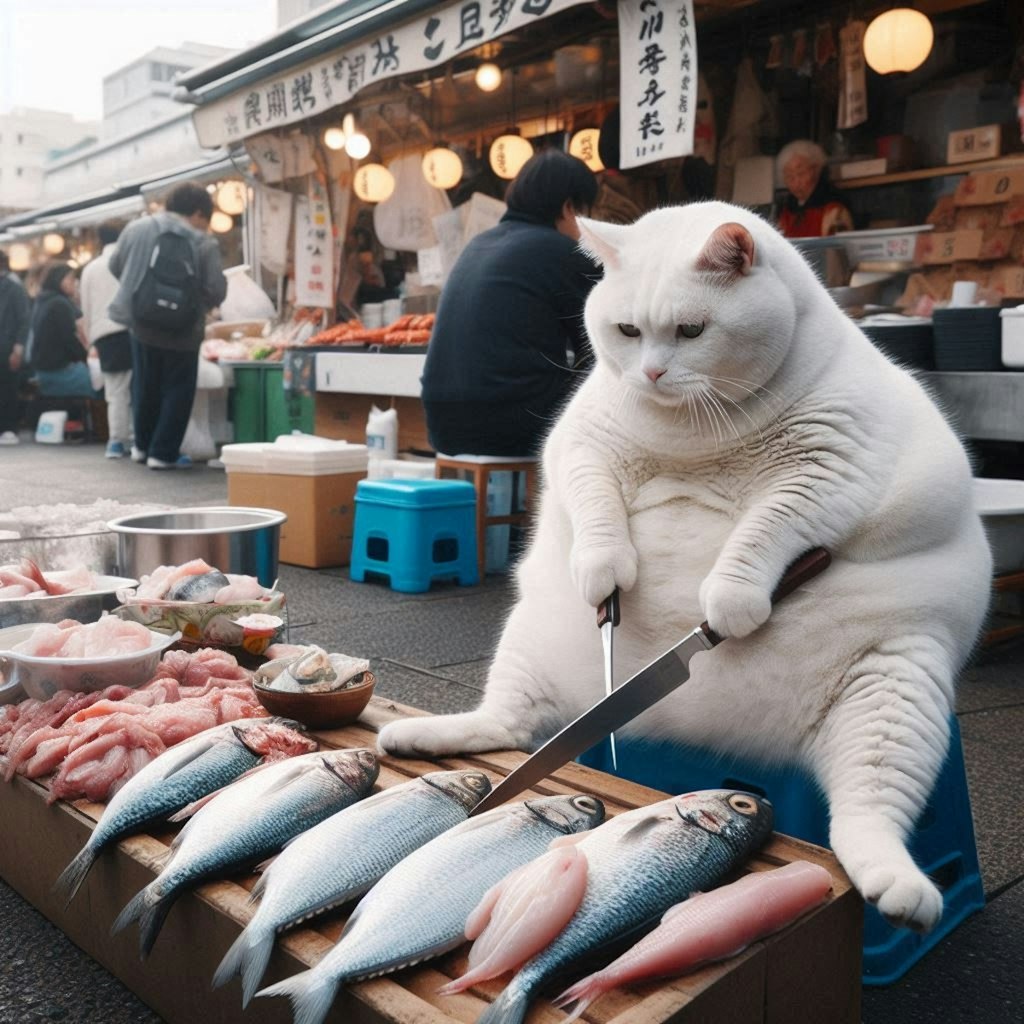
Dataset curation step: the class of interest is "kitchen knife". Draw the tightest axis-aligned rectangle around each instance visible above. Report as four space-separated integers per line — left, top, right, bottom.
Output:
469 548 831 816
597 588 620 771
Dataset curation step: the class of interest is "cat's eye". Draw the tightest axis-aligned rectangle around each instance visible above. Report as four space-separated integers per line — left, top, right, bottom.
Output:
676 322 705 339
728 794 759 816
617 323 641 338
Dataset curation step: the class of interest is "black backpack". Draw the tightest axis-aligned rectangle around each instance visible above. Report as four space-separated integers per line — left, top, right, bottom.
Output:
131 228 200 333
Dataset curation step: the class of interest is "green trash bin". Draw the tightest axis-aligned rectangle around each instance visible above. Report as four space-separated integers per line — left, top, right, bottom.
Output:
264 364 315 439
231 365 266 443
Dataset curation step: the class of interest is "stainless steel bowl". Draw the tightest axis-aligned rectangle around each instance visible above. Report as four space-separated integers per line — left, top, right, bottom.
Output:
106 507 287 588
0 575 138 630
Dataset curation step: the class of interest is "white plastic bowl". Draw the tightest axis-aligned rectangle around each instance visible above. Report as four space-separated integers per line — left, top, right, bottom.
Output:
0 624 180 703
973 478 1024 575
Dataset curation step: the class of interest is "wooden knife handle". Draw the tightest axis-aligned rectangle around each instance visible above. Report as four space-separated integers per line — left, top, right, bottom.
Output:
700 547 831 646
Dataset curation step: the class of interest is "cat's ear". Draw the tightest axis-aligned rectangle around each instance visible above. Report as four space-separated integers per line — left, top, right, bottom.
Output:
577 217 629 270
695 222 756 279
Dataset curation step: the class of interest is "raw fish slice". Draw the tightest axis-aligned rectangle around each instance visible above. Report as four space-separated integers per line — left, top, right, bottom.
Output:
0 584 33 598
263 643 314 661
439 845 588 995
3 692 78 775
553 862 833 1020
0 566 43 591
167 570 231 603
43 567 98 591
12 623 68 656
214 577 267 603
19 558 74 595
49 723 166 803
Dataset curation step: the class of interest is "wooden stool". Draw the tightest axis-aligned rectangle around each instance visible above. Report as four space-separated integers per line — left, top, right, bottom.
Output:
435 454 538 579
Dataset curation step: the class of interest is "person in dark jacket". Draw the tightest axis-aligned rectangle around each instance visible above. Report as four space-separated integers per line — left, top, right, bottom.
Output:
421 149 600 457
30 262 96 399
108 182 227 470
0 250 31 444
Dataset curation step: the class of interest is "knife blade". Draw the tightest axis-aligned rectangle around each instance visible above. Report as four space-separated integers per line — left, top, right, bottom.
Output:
468 547 831 816
597 588 620 771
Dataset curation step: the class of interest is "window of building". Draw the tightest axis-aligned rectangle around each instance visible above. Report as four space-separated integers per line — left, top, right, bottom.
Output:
16 133 23 144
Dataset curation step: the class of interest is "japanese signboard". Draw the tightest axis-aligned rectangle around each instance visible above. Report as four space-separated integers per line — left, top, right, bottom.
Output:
618 0 697 169
837 21 867 130
193 0 590 148
294 183 334 307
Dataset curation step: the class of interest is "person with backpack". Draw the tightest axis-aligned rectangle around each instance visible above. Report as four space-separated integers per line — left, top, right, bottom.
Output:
0 249 32 445
108 182 227 470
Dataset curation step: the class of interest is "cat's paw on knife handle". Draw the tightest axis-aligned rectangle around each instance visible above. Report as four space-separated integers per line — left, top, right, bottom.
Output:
570 541 638 608
699 574 772 639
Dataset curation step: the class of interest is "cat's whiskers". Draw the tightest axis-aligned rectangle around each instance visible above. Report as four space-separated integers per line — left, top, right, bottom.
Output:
704 387 746 447
707 384 764 446
704 374 784 420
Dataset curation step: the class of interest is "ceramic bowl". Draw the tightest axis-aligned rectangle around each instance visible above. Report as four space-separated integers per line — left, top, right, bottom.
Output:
253 671 376 729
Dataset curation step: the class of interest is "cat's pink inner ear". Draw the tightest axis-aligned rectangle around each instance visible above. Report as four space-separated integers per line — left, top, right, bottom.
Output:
577 217 623 270
695 222 756 278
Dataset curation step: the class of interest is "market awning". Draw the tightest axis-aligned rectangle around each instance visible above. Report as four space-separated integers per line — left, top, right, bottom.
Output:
139 153 248 197
176 0 592 149
53 195 146 230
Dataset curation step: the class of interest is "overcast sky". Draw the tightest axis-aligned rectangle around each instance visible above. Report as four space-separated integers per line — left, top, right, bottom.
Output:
0 0 279 123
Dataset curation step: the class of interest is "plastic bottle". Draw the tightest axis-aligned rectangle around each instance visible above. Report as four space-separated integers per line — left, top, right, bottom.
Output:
366 405 399 461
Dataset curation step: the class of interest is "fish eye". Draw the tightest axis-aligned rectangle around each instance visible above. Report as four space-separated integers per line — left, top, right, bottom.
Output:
617 323 641 338
467 774 486 789
574 796 599 813
676 321 705 339
728 794 759 816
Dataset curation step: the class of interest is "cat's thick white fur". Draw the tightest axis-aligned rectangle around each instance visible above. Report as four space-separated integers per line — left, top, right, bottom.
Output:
379 202 992 932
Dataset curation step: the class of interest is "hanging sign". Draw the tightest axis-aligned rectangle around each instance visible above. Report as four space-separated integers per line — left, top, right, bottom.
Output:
294 183 334 308
193 0 590 149
256 185 293 276
837 21 868 130
618 0 697 170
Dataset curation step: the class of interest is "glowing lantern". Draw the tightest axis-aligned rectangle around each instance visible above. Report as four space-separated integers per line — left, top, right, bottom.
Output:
345 132 371 160
42 233 65 256
422 147 463 189
210 211 234 233
475 62 502 92
863 8 934 74
342 113 356 136
353 163 395 203
323 127 347 150
569 128 604 172
489 134 533 180
216 180 247 215
7 244 31 271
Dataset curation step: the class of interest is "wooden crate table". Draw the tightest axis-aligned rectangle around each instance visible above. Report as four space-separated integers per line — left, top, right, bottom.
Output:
0 697 862 1024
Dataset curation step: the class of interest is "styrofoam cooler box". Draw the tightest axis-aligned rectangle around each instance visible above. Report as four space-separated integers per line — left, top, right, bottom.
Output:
222 435 369 477
367 456 436 481
219 442 270 473
999 306 1024 368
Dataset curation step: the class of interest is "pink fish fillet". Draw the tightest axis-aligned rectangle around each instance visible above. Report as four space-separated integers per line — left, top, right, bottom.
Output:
213 577 267 604
438 845 589 996
553 862 834 1020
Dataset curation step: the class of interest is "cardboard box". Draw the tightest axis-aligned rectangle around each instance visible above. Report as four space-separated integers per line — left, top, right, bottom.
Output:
227 469 362 569
947 124 1010 165
955 168 1024 206
315 393 431 453
915 229 984 264
990 262 1024 298
0 697 863 1024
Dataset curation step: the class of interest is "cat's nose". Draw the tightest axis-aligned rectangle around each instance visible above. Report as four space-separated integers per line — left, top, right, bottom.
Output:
645 367 667 383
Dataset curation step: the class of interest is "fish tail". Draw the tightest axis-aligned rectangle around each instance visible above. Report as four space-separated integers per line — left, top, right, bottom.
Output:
53 844 98 905
551 976 603 1021
258 970 338 1024
112 883 178 959
212 923 274 1009
476 981 531 1024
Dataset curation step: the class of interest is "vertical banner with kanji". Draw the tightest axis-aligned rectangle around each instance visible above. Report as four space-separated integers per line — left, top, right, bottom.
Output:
619 0 697 169
294 183 334 308
837 21 868 130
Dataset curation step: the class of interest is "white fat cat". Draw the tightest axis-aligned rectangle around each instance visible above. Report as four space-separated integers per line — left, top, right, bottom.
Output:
379 201 991 932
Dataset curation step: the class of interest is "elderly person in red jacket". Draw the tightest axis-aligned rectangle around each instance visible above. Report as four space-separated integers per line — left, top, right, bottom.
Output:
776 140 854 239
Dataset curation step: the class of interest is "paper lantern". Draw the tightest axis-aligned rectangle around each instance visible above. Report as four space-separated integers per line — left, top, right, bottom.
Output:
42 233 65 256
489 135 533 180
216 180 247 215
422 147 463 189
864 8 934 74
345 132 371 160
7 243 31 271
353 163 395 203
342 113 356 136
210 211 234 233
475 62 502 92
569 128 604 172
323 127 347 151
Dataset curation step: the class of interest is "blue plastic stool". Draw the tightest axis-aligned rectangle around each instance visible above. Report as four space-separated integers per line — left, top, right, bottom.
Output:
349 479 479 593
578 716 983 986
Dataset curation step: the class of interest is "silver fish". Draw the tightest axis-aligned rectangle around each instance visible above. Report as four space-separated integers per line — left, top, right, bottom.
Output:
478 789 774 1024
258 793 606 1024
167 570 230 602
213 769 492 1007
112 748 379 958
53 717 314 906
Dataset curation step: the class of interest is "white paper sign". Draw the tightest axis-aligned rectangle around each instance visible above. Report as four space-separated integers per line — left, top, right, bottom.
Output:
294 187 334 308
193 0 590 149
837 21 868 130
618 0 697 169
257 184 293 276
417 246 444 288
245 135 285 184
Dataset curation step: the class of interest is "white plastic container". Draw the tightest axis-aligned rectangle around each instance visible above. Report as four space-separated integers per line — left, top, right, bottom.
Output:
366 405 398 460
361 303 384 328
35 410 67 444
998 306 1024 368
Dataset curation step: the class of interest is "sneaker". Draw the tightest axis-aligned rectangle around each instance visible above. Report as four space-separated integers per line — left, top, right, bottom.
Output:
147 455 193 470
0 431 18 446
105 441 126 459
130 446 147 463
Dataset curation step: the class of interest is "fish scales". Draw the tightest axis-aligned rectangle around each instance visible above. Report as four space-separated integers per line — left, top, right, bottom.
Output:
478 790 773 1024
215 770 492 1006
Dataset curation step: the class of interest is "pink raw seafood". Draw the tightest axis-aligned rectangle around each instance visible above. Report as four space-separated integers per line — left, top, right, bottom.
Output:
12 616 156 658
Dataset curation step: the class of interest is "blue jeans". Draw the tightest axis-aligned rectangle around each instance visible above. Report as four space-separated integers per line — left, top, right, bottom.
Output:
35 362 99 398
130 337 198 463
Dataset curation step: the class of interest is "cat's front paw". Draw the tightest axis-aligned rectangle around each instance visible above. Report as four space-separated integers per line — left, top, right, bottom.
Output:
570 542 638 607
377 711 520 758
859 865 944 933
699 574 772 639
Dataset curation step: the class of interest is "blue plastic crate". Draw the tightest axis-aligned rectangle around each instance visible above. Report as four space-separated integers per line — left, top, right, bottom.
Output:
578 715 983 985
